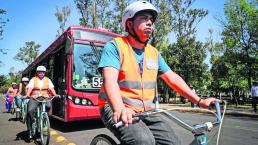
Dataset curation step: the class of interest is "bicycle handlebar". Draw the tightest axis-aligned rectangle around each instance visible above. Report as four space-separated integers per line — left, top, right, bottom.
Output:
34 95 61 103
115 101 223 135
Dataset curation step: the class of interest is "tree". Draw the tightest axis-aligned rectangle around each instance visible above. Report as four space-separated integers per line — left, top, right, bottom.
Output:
74 0 121 31
205 29 226 98
162 0 210 97
54 5 71 37
0 8 9 66
0 8 9 40
150 0 173 48
74 0 91 27
0 74 7 87
0 74 8 93
14 41 41 65
221 0 258 90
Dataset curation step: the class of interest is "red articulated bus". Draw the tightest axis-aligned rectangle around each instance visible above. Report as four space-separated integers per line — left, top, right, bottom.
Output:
22 26 120 122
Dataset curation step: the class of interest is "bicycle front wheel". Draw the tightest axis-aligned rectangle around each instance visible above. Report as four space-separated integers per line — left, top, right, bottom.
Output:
10 100 15 114
90 134 117 145
16 109 21 119
21 102 26 123
40 112 50 145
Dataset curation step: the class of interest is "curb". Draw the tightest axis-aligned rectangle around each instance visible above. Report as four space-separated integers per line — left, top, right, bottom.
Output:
225 111 258 118
159 104 258 118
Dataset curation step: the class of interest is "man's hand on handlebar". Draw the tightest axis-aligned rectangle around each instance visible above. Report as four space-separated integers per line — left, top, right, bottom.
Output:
199 97 219 108
113 107 135 127
22 95 30 99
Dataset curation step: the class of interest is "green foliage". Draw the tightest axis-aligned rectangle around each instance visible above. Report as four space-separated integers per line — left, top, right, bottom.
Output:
161 0 209 96
150 0 173 48
222 0 257 90
0 74 7 87
14 41 41 65
0 69 22 94
54 5 71 37
208 0 257 104
74 0 127 33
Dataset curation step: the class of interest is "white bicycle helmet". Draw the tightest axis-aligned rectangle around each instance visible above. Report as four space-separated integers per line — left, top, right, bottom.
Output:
122 0 158 31
11 82 17 85
36 65 46 72
22 77 29 82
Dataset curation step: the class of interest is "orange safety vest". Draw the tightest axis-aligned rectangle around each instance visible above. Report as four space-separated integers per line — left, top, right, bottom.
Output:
99 37 159 112
19 83 27 96
30 77 50 99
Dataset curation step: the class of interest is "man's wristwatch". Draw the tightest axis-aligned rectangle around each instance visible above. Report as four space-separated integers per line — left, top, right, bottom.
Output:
197 98 202 106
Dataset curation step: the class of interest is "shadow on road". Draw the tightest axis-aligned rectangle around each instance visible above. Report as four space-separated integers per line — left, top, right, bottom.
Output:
8 117 19 122
15 130 31 143
49 118 105 133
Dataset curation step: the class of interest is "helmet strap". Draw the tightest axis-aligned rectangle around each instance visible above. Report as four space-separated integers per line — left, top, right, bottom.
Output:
128 24 148 46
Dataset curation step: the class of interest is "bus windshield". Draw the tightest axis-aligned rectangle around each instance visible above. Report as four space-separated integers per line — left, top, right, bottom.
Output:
72 43 103 90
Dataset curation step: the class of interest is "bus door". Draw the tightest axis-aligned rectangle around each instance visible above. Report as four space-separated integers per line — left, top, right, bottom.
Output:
51 47 67 119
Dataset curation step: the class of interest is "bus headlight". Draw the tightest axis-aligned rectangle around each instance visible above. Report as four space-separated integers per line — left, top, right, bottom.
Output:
82 99 87 105
75 98 80 104
68 96 73 100
87 101 92 105
67 96 94 106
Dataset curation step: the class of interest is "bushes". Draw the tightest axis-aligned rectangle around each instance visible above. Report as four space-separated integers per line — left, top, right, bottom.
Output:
0 84 9 94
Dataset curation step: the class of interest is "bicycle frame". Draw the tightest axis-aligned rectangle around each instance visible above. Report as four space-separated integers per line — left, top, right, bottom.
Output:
114 101 224 145
91 100 225 145
35 100 47 133
21 98 29 123
32 96 59 145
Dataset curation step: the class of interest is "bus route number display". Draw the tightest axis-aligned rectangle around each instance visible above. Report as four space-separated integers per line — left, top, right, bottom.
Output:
92 77 103 88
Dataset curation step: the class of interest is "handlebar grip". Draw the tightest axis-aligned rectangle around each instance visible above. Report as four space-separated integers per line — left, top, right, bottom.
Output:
114 117 140 128
214 101 222 122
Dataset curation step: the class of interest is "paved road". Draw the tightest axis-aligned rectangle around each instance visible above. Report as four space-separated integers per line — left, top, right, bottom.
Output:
49 111 258 145
1 95 258 145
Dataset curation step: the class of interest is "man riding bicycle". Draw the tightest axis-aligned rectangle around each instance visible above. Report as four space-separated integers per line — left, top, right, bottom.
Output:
98 1 217 145
26 65 57 139
5 82 18 112
14 77 29 109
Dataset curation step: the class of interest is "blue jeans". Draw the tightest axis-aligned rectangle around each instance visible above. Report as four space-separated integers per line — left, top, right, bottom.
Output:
15 95 23 108
26 98 51 132
100 104 181 145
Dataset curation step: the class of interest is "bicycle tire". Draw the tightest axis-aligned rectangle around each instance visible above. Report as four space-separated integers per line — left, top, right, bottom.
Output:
16 110 21 119
90 134 117 145
40 112 50 145
21 103 26 123
10 101 15 114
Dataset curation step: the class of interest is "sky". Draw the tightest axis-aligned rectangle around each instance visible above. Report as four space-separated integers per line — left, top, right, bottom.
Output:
0 0 225 75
